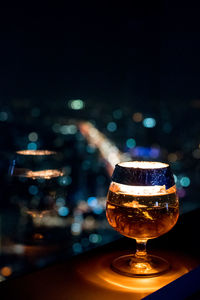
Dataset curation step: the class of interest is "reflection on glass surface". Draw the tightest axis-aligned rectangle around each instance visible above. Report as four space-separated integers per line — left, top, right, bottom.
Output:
16 150 57 155
13 169 64 179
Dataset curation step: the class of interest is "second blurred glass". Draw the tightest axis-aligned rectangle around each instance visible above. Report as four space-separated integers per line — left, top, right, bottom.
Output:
9 150 67 244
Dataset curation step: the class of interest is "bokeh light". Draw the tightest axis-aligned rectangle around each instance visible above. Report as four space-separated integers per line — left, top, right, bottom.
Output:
1 267 12 277
58 206 69 216
143 118 156 128
180 176 190 187
27 142 37 150
0 111 8 121
107 122 117 132
133 112 143 122
28 132 38 142
126 138 136 148
68 99 85 110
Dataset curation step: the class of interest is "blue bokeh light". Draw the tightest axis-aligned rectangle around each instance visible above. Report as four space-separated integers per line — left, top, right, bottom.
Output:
107 122 117 132
27 142 37 150
126 138 136 148
180 176 190 187
143 118 156 128
58 206 69 216
28 185 39 195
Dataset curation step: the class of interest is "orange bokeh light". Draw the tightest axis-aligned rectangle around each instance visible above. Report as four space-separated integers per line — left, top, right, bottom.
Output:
133 112 143 122
1 266 12 277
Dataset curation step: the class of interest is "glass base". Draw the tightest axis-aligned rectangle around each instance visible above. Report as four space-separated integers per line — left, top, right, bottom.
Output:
111 254 170 277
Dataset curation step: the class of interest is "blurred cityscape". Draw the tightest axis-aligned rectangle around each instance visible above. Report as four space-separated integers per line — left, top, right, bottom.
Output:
0 97 199 281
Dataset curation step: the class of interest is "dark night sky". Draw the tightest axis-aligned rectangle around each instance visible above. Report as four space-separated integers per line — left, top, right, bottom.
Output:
1 2 200 104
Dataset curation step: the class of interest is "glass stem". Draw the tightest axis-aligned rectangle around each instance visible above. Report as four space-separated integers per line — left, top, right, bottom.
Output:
135 239 148 258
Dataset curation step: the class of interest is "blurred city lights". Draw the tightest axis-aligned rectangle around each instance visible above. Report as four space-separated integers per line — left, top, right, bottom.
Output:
58 206 69 216
58 176 72 186
93 206 103 215
87 196 98 207
28 185 39 195
132 112 143 122
0 267 12 277
131 146 160 158
168 153 178 162
0 111 8 121
107 122 117 132
126 138 136 148
178 188 186 198
192 149 200 159
3 94 200 282
60 124 77 135
113 109 122 119
180 176 190 187
143 118 156 128
68 99 85 110
71 223 82 235
83 216 95 230
149 148 160 158
87 197 104 214
89 233 102 244
27 142 37 150
60 125 68 135
72 242 82 253
78 122 125 174
28 132 38 142
86 145 96 153
13 244 24 255
56 197 66 207
52 123 61 133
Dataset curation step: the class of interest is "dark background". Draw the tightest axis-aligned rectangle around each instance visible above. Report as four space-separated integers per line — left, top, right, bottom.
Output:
0 2 200 103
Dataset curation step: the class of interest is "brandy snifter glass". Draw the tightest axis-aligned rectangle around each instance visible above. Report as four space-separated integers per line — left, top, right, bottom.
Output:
106 161 179 277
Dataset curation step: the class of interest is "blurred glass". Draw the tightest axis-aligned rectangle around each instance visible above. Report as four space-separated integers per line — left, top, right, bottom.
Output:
8 150 67 244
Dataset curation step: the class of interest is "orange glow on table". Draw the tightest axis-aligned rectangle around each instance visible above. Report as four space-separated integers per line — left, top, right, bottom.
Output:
76 250 196 299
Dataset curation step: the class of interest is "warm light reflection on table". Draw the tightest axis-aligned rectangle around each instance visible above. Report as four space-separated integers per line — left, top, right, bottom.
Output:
76 250 196 299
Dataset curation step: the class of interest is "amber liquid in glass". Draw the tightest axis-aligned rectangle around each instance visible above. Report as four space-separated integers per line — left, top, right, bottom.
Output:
106 189 179 239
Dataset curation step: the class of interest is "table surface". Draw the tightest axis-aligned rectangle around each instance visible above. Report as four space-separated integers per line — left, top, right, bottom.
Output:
0 209 200 300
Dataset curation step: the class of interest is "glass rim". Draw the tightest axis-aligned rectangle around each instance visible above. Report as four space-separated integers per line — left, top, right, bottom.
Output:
16 150 57 156
111 161 175 189
117 161 169 169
